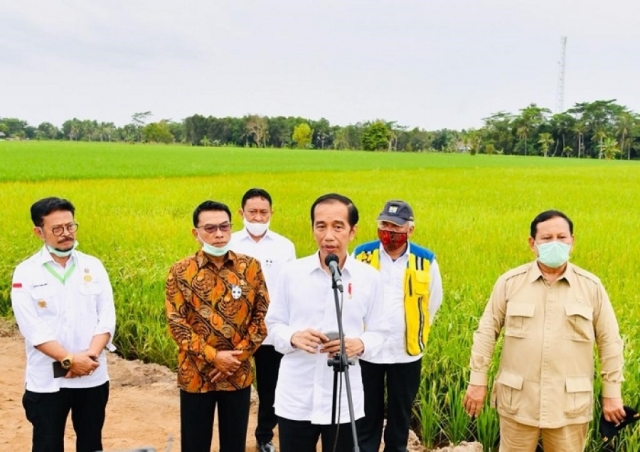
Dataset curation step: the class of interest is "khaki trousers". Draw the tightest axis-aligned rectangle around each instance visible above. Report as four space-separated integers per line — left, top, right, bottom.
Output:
499 416 588 452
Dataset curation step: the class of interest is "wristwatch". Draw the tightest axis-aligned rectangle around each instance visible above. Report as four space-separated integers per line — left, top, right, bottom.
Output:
61 354 74 370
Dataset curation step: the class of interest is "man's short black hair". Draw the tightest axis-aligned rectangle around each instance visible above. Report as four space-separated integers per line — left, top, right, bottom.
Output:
310 193 359 228
30 197 75 227
241 188 272 208
530 210 574 238
193 200 232 227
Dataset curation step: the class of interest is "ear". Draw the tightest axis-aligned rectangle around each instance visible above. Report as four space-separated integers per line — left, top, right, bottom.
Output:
33 226 45 241
407 224 415 238
192 228 200 242
528 237 537 255
237 208 244 219
349 224 358 241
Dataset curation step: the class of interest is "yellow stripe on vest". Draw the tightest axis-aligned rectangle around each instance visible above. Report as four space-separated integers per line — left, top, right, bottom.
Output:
355 248 431 356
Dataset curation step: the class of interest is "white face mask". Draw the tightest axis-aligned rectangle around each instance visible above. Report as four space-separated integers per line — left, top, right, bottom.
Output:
243 217 269 237
46 241 79 257
536 241 571 268
197 233 229 257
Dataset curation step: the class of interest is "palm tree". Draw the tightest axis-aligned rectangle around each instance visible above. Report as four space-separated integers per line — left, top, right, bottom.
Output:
594 128 607 159
616 112 634 160
538 133 554 157
550 112 575 157
572 121 585 158
517 126 529 155
601 137 620 160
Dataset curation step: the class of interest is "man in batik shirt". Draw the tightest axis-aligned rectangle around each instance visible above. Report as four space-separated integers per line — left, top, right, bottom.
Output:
166 200 269 452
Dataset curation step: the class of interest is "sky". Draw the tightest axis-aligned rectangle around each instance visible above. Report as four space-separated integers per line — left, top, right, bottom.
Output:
2 0 639 130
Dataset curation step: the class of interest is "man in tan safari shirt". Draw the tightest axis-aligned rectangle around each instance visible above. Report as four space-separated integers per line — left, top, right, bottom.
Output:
463 210 626 452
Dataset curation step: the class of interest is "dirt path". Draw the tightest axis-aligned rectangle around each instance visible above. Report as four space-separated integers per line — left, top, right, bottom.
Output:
0 320 481 451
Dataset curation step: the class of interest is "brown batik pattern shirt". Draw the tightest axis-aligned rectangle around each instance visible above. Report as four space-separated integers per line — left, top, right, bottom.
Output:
165 250 269 392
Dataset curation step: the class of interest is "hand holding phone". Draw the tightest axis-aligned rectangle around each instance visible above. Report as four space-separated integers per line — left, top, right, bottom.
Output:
324 331 340 342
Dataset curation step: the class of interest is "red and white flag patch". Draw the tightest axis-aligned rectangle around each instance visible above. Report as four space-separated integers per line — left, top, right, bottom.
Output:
12 283 23 289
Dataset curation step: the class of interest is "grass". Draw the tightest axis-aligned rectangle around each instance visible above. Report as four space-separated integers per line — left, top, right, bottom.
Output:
1 140 638 450
0 140 625 182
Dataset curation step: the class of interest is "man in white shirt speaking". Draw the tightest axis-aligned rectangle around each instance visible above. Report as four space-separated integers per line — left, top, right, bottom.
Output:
229 188 296 452
266 193 388 452
353 200 443 452
11 197 116 452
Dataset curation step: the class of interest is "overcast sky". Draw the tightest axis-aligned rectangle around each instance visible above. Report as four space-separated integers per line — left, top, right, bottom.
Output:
2 0 639 130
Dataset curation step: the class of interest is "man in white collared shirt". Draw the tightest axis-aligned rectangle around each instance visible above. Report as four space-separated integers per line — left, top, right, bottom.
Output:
266 193 388 452
11 197 116 452
229 188 296 452
353 200 443 452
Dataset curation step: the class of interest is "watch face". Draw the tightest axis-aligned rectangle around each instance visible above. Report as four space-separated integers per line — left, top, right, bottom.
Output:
62 359 71 369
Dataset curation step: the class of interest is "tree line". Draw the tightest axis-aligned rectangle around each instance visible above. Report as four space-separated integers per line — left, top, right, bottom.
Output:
1 99 639 159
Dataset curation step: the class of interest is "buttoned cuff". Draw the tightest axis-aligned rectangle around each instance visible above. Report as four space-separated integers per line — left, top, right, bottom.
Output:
272 326 298 355
93 327 116 352
469 371 489 386
602 382 622 398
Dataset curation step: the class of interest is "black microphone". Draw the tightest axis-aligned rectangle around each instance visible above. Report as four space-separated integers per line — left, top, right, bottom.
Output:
324 254 344 292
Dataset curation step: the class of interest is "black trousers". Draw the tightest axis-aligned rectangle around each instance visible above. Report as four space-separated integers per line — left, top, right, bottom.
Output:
278 416 354 452
180 386 251 452
253 344 283 444
357 359 422 452
22 381 109 452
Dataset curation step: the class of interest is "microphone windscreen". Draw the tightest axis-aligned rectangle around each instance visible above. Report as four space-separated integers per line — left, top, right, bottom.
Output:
324 253 339 266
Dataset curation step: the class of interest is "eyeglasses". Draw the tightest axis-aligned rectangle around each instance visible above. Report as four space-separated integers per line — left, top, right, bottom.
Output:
47 222 79 236
197 223 232 233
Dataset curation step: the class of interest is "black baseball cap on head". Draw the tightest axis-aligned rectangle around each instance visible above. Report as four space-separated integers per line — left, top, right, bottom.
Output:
376 200 414 226
600 406 639 443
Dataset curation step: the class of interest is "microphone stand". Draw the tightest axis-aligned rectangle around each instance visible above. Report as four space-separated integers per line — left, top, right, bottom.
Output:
327 269 360 452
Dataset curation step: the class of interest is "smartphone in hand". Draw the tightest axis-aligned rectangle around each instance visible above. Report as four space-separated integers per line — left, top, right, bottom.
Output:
52 355 100 378
324 331 340 342
52 362 67 378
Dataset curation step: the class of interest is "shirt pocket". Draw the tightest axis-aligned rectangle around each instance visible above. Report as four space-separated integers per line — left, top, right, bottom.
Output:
563 303 594 342
412 270 430 295
504 303 535 338
79 281 102 315
31 285 58 319
564 376 593 417
495 369 524 414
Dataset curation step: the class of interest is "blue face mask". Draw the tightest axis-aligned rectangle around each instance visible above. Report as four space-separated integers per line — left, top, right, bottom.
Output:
197 233 230 257
536 241 571 268
46 241 79 257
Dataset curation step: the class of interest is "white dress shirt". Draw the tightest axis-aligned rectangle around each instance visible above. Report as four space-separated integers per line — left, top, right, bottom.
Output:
266 252 388 424
367 243 443 364
11 247 116 392
229 228 296 346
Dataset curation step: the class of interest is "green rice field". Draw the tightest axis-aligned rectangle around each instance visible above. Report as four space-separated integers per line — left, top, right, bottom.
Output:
1 140 638 450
